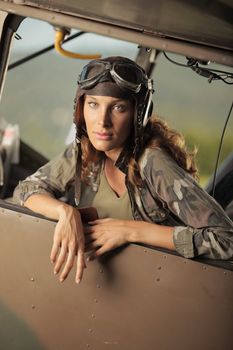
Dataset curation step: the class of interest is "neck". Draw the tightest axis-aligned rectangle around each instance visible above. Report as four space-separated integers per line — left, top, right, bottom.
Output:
105 148 123 163
104 155 127 197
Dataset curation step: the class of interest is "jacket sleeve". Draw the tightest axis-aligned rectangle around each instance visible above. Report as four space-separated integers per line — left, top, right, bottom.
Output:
13 143 77 206
141 148 233 260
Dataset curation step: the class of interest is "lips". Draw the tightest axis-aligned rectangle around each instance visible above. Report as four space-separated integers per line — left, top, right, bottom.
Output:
94 131 113 140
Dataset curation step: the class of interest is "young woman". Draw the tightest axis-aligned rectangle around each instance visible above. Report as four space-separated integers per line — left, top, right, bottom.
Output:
14 56 233 284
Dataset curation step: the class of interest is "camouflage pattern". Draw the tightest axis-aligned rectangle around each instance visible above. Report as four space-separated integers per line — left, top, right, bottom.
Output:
13 142 78 205
13 143 233 260
138 148 233 259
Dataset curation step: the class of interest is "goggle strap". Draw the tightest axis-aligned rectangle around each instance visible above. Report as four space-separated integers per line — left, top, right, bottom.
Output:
148 78 153 91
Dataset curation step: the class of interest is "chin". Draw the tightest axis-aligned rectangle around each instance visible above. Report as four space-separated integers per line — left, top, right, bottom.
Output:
90 140 114 152
94 145 113 152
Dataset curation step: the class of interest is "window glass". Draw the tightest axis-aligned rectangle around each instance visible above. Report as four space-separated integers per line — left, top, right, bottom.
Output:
152 53 233 184
1 18 232 184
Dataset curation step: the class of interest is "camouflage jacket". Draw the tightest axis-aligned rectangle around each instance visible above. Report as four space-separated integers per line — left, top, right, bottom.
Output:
13 142 233 260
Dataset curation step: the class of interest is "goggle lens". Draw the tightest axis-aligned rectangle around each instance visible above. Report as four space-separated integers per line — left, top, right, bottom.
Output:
80 62 106 80
113 63 143 84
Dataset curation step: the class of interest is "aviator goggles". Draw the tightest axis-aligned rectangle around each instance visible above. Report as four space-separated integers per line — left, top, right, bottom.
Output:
78 60 147 94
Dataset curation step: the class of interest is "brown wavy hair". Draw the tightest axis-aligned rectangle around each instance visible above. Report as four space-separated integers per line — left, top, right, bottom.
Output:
127 115 198 186
75 99 198 187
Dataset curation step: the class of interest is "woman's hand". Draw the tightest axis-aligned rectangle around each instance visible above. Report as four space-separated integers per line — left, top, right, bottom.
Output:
84 218 133 260
50 205 86 283
84 218 175 260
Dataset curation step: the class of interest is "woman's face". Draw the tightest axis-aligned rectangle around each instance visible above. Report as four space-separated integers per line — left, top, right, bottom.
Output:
83 95 134 160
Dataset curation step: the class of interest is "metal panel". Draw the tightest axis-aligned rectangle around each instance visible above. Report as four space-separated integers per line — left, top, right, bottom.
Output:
0 1 232 66
0 206 233 350
11 0 233 50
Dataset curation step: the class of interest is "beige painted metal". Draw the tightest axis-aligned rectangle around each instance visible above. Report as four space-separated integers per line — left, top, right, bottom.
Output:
0 10 7 33
8 0 233 50
0 1 232 66
0 10 12 101
0 206 233 350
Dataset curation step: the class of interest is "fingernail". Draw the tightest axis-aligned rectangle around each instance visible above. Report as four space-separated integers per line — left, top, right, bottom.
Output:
54 270 58 275
60 277 64 283
50 260 54 264
76 279 81 284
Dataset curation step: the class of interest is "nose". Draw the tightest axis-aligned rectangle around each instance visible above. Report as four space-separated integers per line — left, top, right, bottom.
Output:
97 107 112 127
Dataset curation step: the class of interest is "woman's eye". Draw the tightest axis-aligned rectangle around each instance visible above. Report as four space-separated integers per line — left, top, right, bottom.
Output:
88 102 98 108
113 104 127 112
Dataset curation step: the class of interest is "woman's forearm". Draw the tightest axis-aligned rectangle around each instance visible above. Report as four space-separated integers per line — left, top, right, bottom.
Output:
24 193 71 220
127 220 175 251
24 193 86 283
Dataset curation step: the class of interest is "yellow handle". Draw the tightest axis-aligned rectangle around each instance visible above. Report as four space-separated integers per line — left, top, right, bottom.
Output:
55 29 101 59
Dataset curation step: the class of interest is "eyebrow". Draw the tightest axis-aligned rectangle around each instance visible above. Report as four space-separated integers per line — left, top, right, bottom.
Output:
85 96 129 103
85 95 98 100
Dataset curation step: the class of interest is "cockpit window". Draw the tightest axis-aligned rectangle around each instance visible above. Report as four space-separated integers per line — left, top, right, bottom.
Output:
152 53 233 184
0 18 138 158
0 18 232 184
